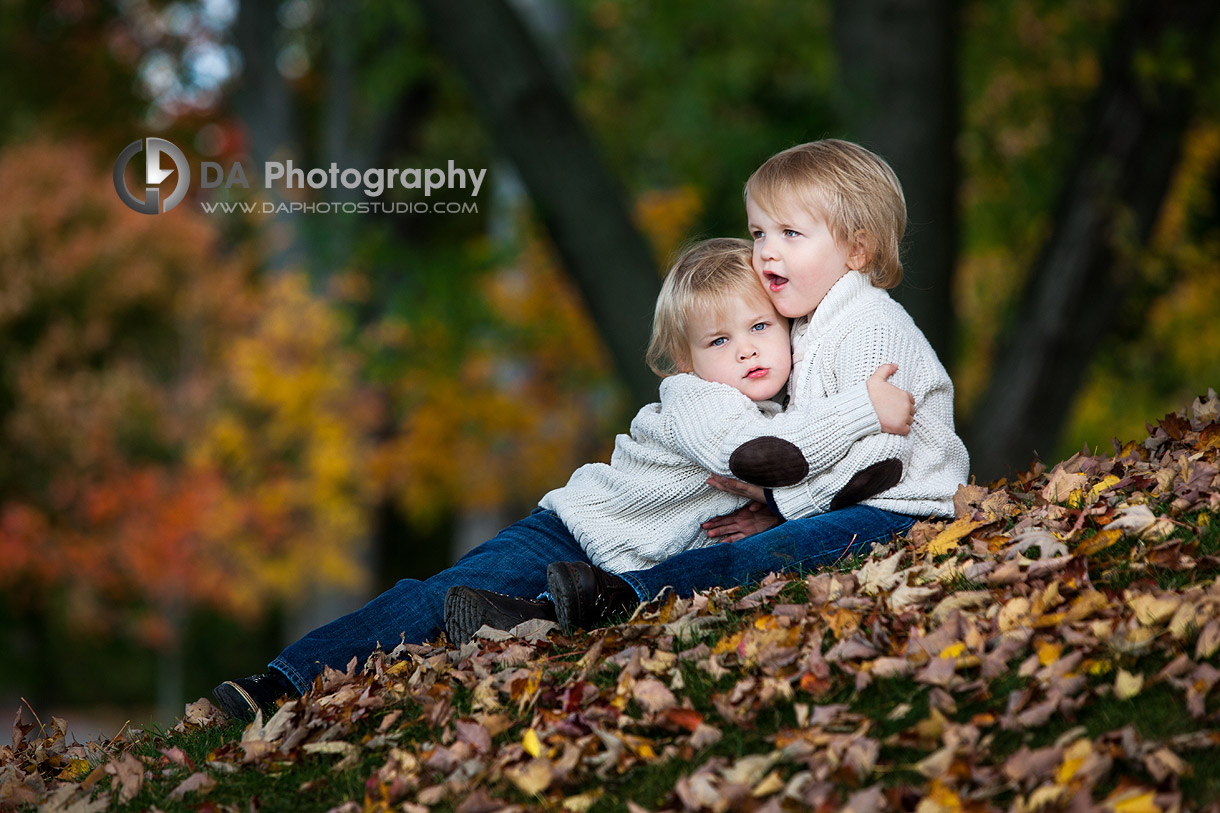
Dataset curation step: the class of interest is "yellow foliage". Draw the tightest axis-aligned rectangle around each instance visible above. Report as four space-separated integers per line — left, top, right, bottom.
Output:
192 271 378 601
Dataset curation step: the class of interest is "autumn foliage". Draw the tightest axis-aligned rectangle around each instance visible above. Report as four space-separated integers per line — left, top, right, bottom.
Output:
4 391 1219 810
0 140 703 649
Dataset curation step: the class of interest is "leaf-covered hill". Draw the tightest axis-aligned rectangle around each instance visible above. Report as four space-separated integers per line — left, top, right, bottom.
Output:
4 390 1220 812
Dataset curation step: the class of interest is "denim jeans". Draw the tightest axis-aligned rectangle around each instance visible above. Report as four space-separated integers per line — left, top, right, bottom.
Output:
618 504 915 600
272 508 586 693
270 504 914 693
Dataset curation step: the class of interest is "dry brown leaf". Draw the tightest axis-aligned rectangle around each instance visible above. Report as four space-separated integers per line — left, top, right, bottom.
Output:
103 752 143 803
168 771 216 801
632 678 677 714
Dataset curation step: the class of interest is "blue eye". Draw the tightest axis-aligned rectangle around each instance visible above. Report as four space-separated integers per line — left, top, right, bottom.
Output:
783 228 800 238
710 337 728 347
752 322 768 332
750 230 764 240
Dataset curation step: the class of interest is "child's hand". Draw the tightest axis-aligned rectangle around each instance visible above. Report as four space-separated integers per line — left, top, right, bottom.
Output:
701 499 780 542
866 363 915 435
706 474 766 503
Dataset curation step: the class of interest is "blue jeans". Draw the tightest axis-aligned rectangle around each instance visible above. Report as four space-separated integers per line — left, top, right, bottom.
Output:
270 505 914 693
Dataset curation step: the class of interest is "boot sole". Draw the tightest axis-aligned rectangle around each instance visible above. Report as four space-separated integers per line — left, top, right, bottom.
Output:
546 562 583 632
444 586 554 644
444 587 482 643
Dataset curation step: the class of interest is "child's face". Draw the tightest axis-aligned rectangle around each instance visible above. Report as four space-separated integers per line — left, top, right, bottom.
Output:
682 294 791 402
746 193 865 319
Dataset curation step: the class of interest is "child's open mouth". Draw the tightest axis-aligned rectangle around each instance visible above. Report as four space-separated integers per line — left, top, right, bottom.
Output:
745 366 768 379
764 272 788 291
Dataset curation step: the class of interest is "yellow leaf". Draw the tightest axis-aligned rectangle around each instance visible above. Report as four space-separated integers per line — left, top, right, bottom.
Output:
917 778 963 813
1088 475 1121 502
1109 789 1161 813
712 630 745 656
751 769 786 798
1065 591 1111 622
1036 640 1063 666
1084 658 1114 676
1077 529 1123 556
1056 739 1092 784
522 728 543 758
939 642 967 659
925 518 985 556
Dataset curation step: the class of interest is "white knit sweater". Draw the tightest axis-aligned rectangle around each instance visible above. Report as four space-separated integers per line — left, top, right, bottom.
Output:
538 391 782 573
659 270 969 520
541 271 968 572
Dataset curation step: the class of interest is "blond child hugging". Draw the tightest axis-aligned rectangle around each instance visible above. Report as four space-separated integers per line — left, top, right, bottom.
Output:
446 236 909 642
213 234 910 721
540 139 970 634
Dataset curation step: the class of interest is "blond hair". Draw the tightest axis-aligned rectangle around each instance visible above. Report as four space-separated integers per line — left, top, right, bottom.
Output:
646 237 772 377
745 139 906 289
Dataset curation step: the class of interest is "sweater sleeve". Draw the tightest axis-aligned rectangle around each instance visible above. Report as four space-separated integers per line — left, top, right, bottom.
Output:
767 321 924 520
658 373 880 482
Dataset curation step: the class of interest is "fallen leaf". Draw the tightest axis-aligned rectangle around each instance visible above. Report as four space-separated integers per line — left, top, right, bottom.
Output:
925 518 987 556
1114 669 1144 700
1042 467 1088 503
169 771 216 801
102 752 143 803
504 757 553 795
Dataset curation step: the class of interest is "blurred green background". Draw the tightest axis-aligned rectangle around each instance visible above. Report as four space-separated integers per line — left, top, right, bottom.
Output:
1 0 1218 736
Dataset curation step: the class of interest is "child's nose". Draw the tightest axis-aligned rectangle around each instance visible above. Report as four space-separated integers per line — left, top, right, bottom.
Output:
739 344 758 360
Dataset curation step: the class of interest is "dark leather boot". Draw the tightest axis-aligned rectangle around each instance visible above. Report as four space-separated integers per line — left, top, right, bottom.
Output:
444 586 556 643
546 561 639 633
213 670 298 721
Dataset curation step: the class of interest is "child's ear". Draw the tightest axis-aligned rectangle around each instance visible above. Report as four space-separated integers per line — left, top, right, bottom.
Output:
846 229 871 271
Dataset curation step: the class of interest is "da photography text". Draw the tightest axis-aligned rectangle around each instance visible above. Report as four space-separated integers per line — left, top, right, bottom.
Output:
114 136 486 215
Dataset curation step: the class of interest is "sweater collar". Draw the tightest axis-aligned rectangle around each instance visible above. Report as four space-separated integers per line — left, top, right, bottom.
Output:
804 270 875 335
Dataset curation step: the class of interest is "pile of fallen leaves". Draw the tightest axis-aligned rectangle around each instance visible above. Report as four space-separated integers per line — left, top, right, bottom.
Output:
3 390 1220 812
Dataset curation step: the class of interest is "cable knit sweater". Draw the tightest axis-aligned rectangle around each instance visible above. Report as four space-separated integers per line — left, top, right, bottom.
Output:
539 377 880 574
537 392 780 572
659 270 970 520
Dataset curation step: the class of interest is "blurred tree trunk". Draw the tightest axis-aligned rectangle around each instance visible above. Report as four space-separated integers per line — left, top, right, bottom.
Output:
417 0 660 406
832 0 959 366
231 0 306 273
231 0 375 647
965 0 1220 481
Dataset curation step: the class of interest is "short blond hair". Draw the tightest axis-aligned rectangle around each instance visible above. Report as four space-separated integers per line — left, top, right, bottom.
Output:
745 139 906 289
646 237 772 377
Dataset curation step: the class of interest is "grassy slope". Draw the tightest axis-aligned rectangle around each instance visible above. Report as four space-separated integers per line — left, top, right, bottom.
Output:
4 391 1220 812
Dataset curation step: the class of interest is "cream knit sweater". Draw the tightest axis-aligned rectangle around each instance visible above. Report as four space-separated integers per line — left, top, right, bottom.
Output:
541 270 969 573
660 270 970 521
539 392 783 573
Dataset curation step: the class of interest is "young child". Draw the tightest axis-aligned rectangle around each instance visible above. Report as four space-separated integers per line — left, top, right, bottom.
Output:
446 237 908 640
212 236 910 721
534 139 970 635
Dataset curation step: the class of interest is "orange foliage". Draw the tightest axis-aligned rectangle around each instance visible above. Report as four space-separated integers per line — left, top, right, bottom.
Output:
0 140 376 640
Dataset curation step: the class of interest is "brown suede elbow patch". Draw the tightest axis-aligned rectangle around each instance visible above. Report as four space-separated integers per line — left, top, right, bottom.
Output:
728 436 809 487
